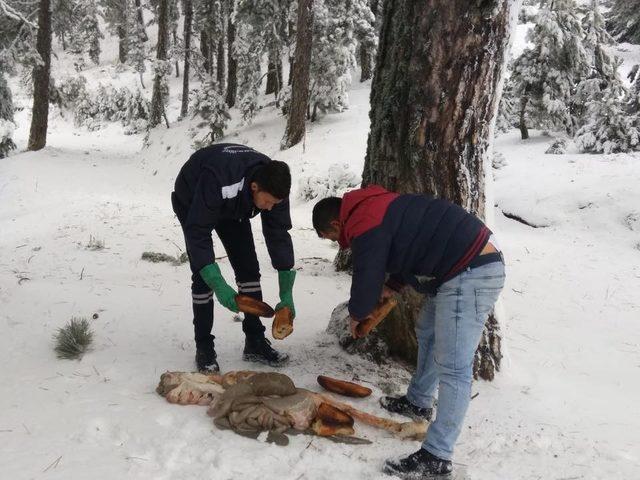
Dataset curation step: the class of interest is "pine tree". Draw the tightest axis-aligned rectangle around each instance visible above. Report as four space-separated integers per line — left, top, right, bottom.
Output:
67 0 104 69
191 76 230 146
362 0 516 380
575 81 640 153
28 0 53 151
606 0 640 44
150 0 170 127
126 0 148 86
226 0 237 107
628 65 640 114
354 0 376 82
506 0 590 139
181 0 194 116
52 0 76 51
0 72 16 157
101 0 129 63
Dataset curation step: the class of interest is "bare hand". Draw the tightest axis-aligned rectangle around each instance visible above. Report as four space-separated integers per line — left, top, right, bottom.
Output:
349 317 361 339
380 286 395 301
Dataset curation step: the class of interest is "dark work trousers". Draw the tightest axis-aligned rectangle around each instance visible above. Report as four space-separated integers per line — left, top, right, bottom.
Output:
171 193 265 349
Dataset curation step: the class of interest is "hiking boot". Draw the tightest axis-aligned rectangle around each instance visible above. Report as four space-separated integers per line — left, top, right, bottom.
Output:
380 395 433 421
383 448 453 478
195 343 220 373
243 335 289 367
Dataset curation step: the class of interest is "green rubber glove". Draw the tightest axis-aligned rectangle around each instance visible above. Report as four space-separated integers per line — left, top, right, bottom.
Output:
200 263 239 313
276 270 296 318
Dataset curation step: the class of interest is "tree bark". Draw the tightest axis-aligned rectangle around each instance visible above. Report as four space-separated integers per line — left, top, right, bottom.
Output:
150 0 169 127
281 0 314 150
28 0 52 151
173 29 180 77
117 25 127 63
135 0 148 42
201 30 211 74
181 0 193 117
359 0 378 82
217 37 225 93
266 50 282 96
362 0 515 381
519 95 529 140
226 14 237 107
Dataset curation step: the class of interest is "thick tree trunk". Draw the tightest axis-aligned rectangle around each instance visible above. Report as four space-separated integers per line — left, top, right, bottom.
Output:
226 15 237 107
150 0 169 127
281 0 314 150
117 25 127 63
362 0 515 381
181 0 193 117
28 0 52 151
217 37 225 93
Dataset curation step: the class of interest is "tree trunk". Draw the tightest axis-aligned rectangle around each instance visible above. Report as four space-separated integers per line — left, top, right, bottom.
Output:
226 14 237 107
519 95 529 140
201 30 211 74
181 0 193 117
217 37 225 93
117 25 127 63
173 29 180 77
28 0 52 151
135 0 148 42
281 0 314 150
150 0 169 127
266 49 282 96
362 0 515 381
358 0 378 82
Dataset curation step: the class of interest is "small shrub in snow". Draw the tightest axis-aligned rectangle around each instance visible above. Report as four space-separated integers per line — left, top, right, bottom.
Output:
297 164 360 201
85 235 105 250
190 78 231 148
492 152 507 169
54 317 94 360
75 84 150 133
141 251 188 265
545 138 568 154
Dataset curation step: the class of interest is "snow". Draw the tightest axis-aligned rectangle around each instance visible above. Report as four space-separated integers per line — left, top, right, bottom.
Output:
2 21 640 480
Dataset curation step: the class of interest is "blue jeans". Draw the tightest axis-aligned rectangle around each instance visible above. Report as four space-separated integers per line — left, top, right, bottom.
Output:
406 261 506 460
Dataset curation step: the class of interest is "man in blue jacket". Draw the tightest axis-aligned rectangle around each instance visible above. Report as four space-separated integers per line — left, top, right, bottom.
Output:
313 185 505 478
172 144 296 372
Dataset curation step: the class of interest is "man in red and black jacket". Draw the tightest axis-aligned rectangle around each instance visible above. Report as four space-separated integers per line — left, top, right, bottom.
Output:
313 185 505 477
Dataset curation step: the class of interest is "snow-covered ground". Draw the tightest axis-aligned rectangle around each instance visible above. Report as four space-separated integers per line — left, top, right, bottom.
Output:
2 27 640 480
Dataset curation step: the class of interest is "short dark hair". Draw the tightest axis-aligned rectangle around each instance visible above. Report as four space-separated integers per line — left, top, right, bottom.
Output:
312 197 342 236
253 160 291 199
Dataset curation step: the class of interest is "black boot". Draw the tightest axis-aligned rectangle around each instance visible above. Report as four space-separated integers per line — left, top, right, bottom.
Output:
380 395 433 421
383 448 453 478
195 342 219 373
243 335 289 367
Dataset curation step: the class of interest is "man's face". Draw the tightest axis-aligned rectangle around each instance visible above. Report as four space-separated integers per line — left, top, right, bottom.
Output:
251 182 282 211
318 221 341 241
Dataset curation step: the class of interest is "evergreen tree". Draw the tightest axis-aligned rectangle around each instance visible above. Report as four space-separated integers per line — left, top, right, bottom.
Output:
308 0 359 120
68 0 104 69
150 0 170 127
575 81 640 153
101 0 129 63
354 0 376 82
628 65 640 114
0 72 16 157
506 0 590 139
52 0 76 51
191 76 230 146
28 0 53 151
126 0 148 86
606 0 640 44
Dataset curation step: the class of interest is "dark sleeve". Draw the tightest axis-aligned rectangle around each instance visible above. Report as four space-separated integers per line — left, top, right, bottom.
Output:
348 227 391 320
183 170 223 272
261 198 294 270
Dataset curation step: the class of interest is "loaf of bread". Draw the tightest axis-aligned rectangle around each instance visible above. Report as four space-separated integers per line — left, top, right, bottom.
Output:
272 306 293 340
235 295 275 318
317 375 372 398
